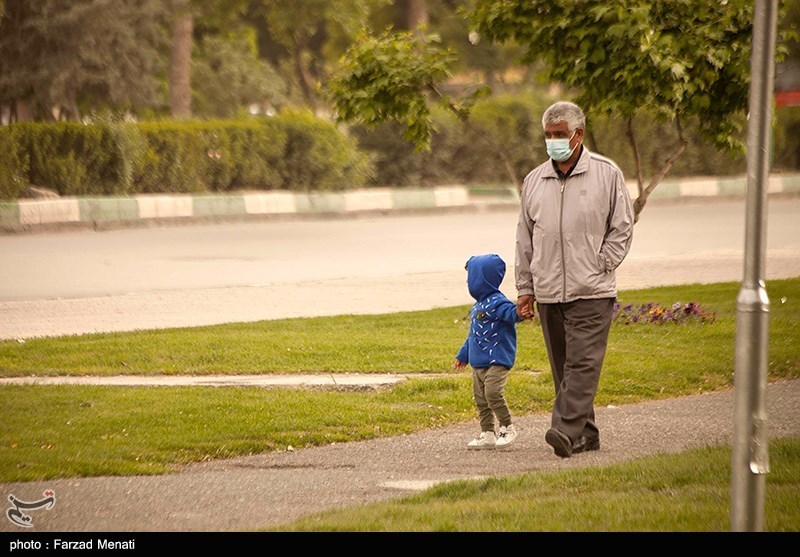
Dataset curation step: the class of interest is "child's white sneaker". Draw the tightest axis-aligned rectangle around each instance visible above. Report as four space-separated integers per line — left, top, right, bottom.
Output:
467 431 496 450
496 424 517 447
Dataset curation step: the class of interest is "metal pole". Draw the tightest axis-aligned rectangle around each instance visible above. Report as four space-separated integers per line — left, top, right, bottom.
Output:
731 0 778 532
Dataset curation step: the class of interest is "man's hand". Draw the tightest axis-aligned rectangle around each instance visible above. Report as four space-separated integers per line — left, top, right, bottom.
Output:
453 359 467 371
517 294 535 320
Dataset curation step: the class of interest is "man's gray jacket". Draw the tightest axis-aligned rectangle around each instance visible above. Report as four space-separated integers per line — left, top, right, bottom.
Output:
515 147 634 304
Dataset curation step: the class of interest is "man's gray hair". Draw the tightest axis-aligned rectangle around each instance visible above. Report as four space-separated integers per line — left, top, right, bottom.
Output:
542 101 585 132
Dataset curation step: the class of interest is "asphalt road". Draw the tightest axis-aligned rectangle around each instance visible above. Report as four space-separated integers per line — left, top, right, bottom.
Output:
1 196 799 339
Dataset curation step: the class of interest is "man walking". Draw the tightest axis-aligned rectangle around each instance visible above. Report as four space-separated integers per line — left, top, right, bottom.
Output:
515 101 634 458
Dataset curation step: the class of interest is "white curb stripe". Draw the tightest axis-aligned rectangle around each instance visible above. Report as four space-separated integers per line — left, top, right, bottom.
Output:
343 188 394 211
18 199 80 225
136 195 194 219
243 192 297 214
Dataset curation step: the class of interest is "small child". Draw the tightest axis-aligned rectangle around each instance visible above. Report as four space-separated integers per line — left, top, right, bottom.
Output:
454 254 524 450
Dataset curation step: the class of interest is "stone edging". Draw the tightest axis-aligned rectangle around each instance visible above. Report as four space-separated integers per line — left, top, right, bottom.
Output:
1 173 798 233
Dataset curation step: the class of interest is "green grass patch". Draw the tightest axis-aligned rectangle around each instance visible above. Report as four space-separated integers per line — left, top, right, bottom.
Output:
0 377 495 482
0 278 798 482
2 278 798 384
273 438 800 532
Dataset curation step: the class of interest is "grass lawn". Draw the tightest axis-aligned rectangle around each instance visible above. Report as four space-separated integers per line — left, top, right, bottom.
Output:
272 438 800 532
0 278 797 485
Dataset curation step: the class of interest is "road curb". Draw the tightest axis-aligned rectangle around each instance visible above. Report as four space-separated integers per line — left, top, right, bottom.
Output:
1 174 799 234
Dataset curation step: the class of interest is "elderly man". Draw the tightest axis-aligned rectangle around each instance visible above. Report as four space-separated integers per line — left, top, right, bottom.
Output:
515 101 633 458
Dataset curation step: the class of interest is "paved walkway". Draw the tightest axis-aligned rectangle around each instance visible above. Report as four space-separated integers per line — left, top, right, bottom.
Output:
1 378 798 532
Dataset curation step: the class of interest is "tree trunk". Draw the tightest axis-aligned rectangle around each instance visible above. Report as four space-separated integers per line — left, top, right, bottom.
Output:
14 99 33 122
631 117 687 224
406 0 429 29
293 35 317 112
169 7 193 119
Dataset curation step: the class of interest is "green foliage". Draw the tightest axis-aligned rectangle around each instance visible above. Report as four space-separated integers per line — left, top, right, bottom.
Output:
350 92 551 187
192 32 287 118
0 125 28 199
276 108 373 191
0 114 371 198
327 28 457 151
260 0 389 108
589 111 748 179
437 93 547 184
0 0 168 119
11 122 143 196
349 120 424 186
467 0 790 156
773 106 800 171
134 121 218 193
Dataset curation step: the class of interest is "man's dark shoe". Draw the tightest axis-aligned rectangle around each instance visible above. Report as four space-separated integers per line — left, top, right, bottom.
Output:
572 436 600 454
545 428 572 458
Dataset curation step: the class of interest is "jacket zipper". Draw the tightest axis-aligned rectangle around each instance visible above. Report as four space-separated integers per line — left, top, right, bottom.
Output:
559 178 566 302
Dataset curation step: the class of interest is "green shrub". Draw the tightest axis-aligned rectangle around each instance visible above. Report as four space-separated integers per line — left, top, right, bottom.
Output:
773 106 800 171
274 109 373 191
134 122 214 193
6 122 147 197
351 93 782 187
351 94 548 188
0 126 28 200
349 121 423 187
22 123 114 195
222 120 286 191
104 121 147 195
0 114 370 199
0 99 796 201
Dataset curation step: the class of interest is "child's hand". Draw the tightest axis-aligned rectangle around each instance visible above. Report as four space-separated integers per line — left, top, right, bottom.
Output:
517 295 535 320
453 359 467 371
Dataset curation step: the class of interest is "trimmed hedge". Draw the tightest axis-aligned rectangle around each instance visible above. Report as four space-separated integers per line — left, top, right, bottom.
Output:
2 102 798 200
0 110 373 200
350 94 800 188
0 126 28 200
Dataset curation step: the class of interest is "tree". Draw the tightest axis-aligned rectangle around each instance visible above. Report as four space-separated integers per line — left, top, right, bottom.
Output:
404 0 428 29
259 0 388 112
169 0 194 118
0 0 167 122
467 0 794 222
326 28 522 189
192 31 286 118
166 0 257 119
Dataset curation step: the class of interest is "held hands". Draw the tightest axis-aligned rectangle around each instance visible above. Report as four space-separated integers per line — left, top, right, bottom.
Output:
516 295 535 320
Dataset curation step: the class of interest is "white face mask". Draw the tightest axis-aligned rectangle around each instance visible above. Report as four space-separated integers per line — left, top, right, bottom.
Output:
545 131 576 162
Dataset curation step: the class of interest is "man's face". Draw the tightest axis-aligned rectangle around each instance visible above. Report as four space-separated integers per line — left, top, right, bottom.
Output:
544 122 583 150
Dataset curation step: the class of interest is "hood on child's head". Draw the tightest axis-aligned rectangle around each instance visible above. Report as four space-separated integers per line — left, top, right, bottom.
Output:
466 254 506 300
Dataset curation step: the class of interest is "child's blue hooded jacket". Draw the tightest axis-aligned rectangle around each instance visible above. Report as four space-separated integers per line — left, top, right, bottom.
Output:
456 254 523 369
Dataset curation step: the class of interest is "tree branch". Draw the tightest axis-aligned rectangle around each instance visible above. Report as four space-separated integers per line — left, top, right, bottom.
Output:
645 115 687 197
428 83 521 194
625 116 644 198
632 114 688 223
